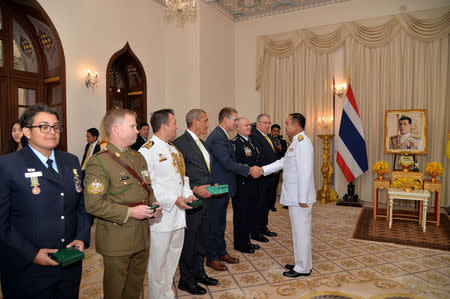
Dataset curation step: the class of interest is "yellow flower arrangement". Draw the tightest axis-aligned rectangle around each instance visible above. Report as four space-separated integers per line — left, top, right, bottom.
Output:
391 177 421 191
425 162 444 182
372 161 390 180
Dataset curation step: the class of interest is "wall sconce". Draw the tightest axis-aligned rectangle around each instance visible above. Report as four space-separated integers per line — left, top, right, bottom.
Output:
333 83 347 98
85 70 98 88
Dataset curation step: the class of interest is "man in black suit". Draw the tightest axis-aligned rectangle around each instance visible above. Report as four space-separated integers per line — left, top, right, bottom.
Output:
80 127 100 173
205 107 262 271
250 114 278 242
130 122 149 150
231 117 261 254
0 104 91 298
269 124 288 211
173 109 218 295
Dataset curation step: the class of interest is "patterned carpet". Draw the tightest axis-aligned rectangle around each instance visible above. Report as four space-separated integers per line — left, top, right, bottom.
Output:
353 207 450 251
79 203 450 299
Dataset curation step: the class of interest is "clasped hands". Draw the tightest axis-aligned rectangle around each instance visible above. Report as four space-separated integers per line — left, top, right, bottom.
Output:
249 166 263 179
130 202 163 220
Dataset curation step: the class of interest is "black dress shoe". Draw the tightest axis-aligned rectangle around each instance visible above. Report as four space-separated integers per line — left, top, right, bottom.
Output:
282 269 312 278
270 207 277 212
283 206 288 209
284 264 295 271
251 234 269 243
197 275 218 286
262 227 278 237
248 243 260 250
178 282 207 295
236 247 255 254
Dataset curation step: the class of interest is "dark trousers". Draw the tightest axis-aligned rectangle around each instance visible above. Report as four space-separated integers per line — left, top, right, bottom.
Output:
270 173 281 208
1 262 82 299
258 176 275 232
206 195 229 262
232 179 259 249
179 198 211 285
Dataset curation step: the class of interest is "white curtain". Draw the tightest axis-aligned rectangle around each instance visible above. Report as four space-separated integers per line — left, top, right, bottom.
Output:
257 8 450 206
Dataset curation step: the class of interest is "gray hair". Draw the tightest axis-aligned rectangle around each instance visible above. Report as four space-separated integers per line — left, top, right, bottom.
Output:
256 113 270 122
186 109 206 128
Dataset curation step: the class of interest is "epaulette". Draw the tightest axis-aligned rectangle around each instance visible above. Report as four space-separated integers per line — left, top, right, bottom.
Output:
142 141 154 149
411 135 421 139
298 135 304 141
95 148 107 156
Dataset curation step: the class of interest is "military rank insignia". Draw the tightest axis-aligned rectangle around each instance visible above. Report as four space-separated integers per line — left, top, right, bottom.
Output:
143 141 154 149
298 135 304 141
87 179 105 194
73 169 82 193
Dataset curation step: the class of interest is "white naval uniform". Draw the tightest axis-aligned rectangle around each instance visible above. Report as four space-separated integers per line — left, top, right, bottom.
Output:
139 135 193 299
262 131 315 274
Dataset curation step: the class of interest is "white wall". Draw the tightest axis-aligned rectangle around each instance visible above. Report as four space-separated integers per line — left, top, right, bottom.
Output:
38 0 166 159
199 2 235 133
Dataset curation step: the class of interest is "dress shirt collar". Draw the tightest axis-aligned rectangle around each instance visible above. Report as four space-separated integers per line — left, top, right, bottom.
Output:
187 129 199 140
257 128 267 137
218 125 228 137
28 144 58 172
90 139 99 149
238 134 249 141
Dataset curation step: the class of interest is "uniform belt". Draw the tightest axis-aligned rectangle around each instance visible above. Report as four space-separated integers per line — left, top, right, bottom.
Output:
122 200 147 207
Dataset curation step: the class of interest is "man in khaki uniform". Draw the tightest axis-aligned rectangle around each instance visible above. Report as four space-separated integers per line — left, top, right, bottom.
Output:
84 108 162 299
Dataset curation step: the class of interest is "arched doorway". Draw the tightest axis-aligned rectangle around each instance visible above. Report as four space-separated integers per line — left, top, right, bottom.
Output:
106 43 147 123
0 0 66 152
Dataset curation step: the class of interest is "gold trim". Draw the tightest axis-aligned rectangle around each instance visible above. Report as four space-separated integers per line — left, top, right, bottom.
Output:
44 76 60 83
127 90 143 96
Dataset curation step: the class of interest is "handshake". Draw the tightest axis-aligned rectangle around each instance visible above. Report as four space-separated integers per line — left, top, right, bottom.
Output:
249 166 263 179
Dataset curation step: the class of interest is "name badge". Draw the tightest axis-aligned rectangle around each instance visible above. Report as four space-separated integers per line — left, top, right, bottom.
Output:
25 171 43 178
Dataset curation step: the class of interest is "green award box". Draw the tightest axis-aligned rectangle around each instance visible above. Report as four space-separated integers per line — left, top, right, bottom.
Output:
50 247 85 267
187 199 203 208
205 185 229 195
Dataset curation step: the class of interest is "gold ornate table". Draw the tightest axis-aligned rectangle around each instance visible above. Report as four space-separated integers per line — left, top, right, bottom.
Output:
423 179 442 226
373 178 390 219
388 188 430 232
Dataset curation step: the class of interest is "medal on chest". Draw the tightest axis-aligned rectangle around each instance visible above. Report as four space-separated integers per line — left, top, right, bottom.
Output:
244 146 252 157
73 169 83 193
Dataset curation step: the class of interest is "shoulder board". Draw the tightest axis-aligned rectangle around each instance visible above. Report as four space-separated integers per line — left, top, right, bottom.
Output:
95 148 107 156
298 135 304 141
142 141 154 149
411 135 420 139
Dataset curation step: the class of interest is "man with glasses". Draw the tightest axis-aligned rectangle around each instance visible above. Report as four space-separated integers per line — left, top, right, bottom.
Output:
0 104 92 298
250 114 278 243
205 107 262 271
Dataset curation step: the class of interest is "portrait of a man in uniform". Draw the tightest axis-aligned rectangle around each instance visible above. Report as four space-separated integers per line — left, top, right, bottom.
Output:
385 110 427 154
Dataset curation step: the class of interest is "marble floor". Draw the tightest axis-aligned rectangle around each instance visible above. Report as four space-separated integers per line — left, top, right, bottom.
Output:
80 202 450 299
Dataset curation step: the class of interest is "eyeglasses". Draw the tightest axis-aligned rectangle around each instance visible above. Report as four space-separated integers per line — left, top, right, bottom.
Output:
227 117 238 122
258 120 271 125
29 124 64 133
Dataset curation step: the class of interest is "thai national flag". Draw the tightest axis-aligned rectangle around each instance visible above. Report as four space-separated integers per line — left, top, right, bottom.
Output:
336 84 368 182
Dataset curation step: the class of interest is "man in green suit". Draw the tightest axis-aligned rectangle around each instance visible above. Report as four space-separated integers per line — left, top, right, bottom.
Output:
84 108 162 299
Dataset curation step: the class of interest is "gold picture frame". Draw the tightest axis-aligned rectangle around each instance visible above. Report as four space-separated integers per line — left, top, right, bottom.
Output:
384 109 427 155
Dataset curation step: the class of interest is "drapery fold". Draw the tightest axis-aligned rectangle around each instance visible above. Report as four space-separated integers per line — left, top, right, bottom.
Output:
256 8 450 90
257 7 450 206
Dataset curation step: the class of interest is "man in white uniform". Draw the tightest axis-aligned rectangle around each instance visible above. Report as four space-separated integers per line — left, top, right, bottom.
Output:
262 113 315 277
139 109 197 299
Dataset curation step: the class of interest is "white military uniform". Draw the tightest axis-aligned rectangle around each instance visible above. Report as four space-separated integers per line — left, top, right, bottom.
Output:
139 135 193 299
262 131 315 274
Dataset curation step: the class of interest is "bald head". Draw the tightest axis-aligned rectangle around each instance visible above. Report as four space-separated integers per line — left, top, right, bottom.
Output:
236 117 251 137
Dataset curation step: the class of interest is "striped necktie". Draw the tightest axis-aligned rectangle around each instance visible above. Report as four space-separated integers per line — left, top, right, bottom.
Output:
196 137 210 171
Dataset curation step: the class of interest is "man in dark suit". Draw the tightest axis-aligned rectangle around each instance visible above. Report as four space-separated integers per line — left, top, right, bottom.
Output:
250 114 278 242
80 127 100 173
0 104 91 298
269 124 288 211
205 107 262 271
130 122 149 150
173 109 218 295
231 117 261 254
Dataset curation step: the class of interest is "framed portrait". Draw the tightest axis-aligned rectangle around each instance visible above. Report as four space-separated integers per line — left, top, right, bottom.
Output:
384 109 427 155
